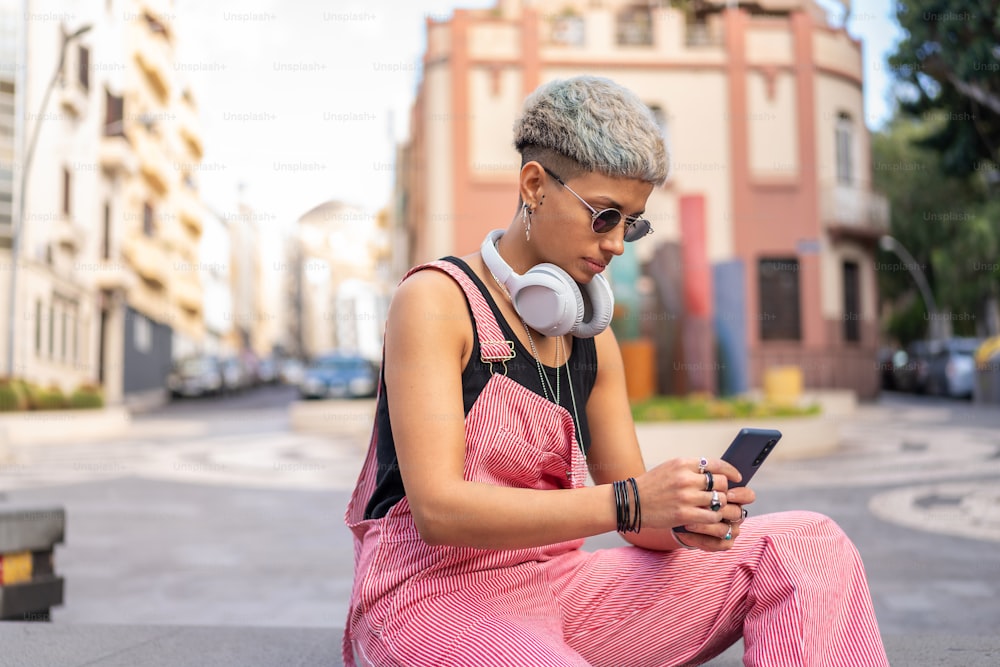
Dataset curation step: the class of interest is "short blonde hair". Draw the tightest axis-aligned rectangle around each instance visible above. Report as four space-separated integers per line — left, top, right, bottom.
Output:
513 76 669 185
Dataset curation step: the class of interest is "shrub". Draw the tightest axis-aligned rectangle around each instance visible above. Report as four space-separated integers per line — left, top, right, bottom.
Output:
631 394 820 422
34 385 67 411
0 377 28 412
69 384 104 409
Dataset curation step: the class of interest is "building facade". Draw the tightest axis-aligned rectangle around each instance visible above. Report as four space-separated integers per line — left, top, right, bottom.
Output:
0 0 206 406
395 0 886 398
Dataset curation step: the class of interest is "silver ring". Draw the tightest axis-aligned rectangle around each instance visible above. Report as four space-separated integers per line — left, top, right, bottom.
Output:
698 457 708 473
703 471 714 491
726 507 749 525
672 529 698 551
724 525 733 541
710 490 722 512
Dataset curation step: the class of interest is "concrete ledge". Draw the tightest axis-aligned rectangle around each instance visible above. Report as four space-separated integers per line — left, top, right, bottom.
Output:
0 625 994 666
289 399 376 437
636 415 841 464
0 407 131 446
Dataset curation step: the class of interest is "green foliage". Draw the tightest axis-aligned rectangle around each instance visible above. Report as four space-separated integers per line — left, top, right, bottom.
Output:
35 385 67 411
0 378 28 412
69 384 105 409
887 0 1000 178
872 114 1000 340
631 395 820 422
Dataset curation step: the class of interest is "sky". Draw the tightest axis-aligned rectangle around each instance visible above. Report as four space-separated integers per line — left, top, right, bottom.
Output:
171 0 905 229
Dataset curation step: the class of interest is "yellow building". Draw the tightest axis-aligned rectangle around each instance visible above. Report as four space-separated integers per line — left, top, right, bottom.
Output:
395 0 887 399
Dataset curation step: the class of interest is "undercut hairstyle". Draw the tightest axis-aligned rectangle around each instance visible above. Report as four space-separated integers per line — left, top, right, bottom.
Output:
513 76 670 186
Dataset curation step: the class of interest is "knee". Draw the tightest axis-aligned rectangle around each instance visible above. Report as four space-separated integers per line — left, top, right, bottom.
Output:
765 510 862 561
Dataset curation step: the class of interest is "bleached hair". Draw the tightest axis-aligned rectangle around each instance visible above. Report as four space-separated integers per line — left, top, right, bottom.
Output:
513 76 669 186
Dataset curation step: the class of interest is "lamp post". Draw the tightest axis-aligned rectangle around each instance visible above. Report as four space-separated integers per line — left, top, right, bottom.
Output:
5 19 92 376
879 234 943 341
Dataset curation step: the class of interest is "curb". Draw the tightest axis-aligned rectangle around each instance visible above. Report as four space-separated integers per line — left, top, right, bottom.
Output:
0 407 131 446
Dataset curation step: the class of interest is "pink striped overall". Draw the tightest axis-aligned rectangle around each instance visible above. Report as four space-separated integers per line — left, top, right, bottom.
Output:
344 261 889 666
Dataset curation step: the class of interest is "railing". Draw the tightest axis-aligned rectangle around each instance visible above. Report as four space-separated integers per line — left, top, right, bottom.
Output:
819 185 890 235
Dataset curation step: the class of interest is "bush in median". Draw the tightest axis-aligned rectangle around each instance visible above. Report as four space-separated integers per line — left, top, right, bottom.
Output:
69 384 104 409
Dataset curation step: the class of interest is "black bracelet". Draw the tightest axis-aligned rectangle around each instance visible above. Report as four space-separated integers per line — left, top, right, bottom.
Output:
628 477 641 534
614 479 641 534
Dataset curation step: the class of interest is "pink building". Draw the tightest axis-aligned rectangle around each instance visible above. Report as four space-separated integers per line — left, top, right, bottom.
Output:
394 0 887 399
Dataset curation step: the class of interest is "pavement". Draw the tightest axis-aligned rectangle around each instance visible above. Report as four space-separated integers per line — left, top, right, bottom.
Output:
0 387 998 665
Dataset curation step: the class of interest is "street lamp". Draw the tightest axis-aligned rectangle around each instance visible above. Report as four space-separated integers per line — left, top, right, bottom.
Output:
5 22 93 376
879 234 943 341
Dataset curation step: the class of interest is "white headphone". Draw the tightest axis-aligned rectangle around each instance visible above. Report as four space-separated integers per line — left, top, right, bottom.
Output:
480 229 615 338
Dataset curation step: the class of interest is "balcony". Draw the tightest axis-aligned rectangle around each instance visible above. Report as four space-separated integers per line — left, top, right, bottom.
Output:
89 260 138 293
177 97 204 160
122 234 169 287
58 82 89 118
54 216 86 254
175 187 203 237
131 29 171 101
99 132 138 176
132 129 172 195
819 185 890 241
172 272 203 314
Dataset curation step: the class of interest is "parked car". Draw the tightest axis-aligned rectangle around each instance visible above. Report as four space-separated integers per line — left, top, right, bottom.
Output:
891 339 935 393
167 356 224 398
876 346 898 391
299 352 378 400
257 356 279 384
219 356 250 394
925 337 982 398
279 358 305 386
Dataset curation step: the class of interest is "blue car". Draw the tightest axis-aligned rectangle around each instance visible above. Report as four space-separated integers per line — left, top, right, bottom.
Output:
299 353 379 399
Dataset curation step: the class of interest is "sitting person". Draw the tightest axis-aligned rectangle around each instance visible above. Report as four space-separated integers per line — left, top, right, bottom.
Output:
343 75 889 666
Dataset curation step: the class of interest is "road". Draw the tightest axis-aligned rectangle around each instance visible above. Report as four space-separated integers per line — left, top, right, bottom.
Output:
1 386 998 661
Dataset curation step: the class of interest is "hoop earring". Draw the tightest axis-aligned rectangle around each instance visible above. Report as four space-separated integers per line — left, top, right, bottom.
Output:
522 203 532 241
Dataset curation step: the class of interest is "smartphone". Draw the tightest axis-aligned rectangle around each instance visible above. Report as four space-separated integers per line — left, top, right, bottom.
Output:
673 428 781 532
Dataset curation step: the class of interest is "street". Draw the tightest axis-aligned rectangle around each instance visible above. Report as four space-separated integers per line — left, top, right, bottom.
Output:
1 386 998 662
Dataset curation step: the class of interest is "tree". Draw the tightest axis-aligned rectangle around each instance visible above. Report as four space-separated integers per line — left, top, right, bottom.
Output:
887 0 1000 178
872 116 999 343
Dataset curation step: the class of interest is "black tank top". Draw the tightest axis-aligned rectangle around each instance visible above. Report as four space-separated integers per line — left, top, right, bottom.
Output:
363 257 599 520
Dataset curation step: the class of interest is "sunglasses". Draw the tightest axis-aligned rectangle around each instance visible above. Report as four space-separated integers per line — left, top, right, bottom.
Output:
542 166 654 242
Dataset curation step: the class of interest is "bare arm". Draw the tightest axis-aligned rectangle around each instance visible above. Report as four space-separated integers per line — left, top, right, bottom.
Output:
387 270 617 549
585 328 755 551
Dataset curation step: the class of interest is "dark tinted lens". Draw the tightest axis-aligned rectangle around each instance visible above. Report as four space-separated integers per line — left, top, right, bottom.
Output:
623 218 652 242
592 209 623 233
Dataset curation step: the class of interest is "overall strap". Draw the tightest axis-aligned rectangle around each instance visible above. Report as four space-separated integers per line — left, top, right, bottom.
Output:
403 260 515 372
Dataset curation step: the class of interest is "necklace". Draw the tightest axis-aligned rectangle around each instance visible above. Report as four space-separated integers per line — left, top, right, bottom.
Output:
488 268 586 455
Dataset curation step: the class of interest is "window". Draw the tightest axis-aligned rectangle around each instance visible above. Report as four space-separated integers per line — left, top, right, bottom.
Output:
143 202 154 236
104 88 124 136
62 166 71 216
35 299 42 354
103 202 111 259
835 112 853 185
48 302 55 358
550 13 585 46
133 312 151 353
616 5 653 46
758 258 801 341
843 261 861 343
78 44 90 91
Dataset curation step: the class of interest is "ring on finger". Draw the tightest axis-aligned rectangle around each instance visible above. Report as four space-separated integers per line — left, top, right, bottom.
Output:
724 524 733 541
710 490 722 512
703 471 714 491
698 457 708 474
726 507 749 525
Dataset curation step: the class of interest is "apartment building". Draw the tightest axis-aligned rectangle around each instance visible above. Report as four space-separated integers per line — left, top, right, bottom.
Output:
395 0 886 398
0 0 205 405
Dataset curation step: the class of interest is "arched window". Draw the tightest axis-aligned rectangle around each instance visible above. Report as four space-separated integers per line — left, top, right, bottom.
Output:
616 5 654 46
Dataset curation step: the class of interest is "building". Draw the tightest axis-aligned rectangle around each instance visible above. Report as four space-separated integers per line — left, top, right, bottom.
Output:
0 0 206 406
395 0 887 399
286 200 389 361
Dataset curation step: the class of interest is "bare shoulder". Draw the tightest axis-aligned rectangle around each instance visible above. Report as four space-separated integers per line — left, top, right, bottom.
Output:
386 266 472 363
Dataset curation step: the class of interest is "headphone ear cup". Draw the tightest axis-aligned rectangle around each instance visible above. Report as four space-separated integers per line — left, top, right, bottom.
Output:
572 274 615 338
512 264 584 337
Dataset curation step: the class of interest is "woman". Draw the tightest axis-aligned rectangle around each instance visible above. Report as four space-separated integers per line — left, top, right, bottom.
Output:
344 76 889 666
